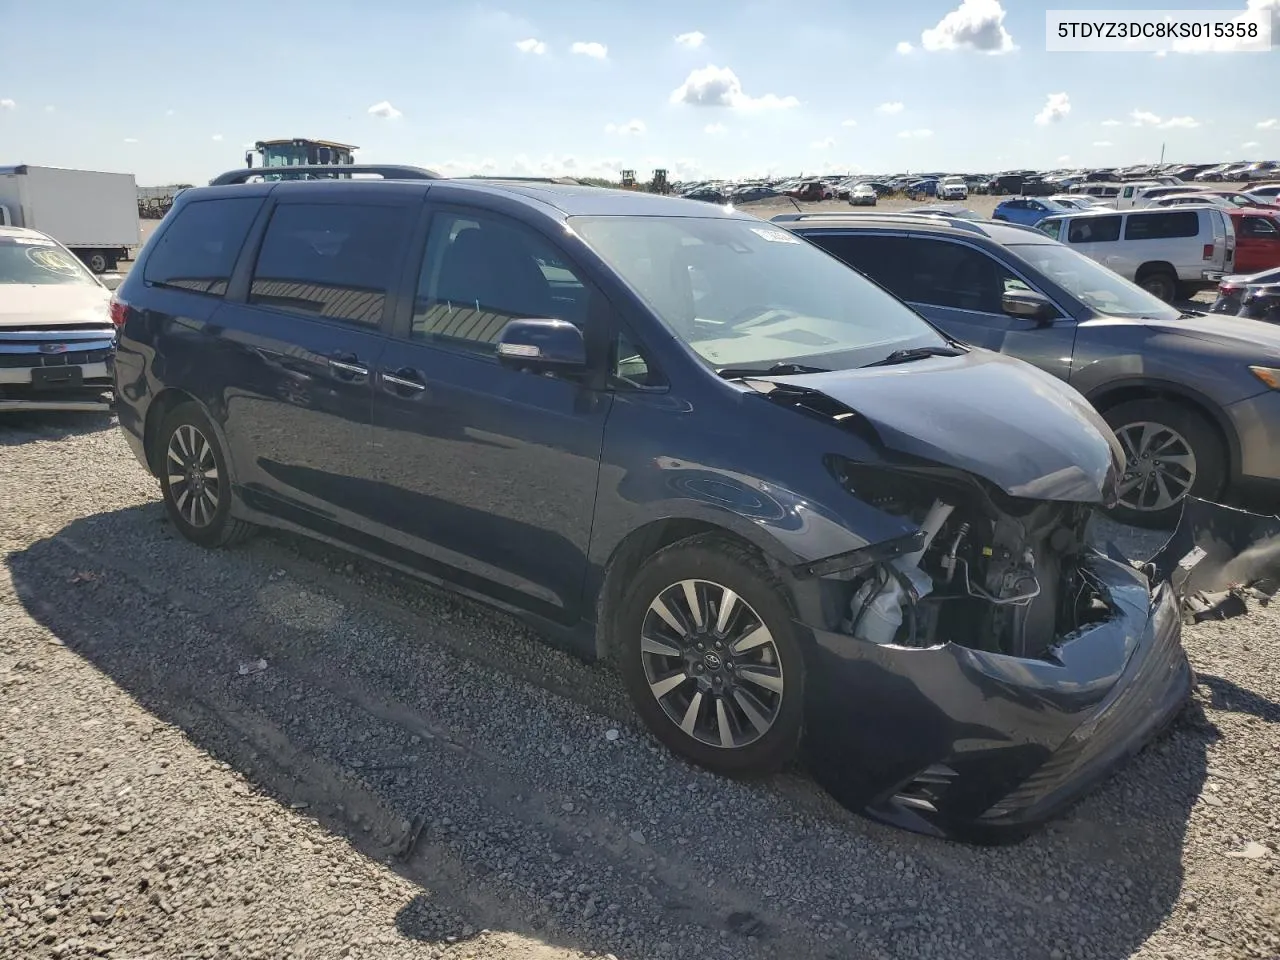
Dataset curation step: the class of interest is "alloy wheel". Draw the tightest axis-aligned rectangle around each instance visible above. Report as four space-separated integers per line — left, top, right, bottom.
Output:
639 579 784 750
1114 420 1197 513
166 423 221 528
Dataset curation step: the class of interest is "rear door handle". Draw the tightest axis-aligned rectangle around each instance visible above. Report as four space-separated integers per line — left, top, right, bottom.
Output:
381 367 427 394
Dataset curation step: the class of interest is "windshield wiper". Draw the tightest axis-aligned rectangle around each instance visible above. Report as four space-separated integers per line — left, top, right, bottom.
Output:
862 345 966 368
715 361 830 380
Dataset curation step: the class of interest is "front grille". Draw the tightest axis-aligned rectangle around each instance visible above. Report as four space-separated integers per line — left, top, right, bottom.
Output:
0 348 112 369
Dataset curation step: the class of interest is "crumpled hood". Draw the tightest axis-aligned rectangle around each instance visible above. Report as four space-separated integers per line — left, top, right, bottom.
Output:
0 283 112 329
765 349 1124 502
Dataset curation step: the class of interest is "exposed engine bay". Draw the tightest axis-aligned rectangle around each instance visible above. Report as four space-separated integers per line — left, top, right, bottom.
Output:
831 462 1113 658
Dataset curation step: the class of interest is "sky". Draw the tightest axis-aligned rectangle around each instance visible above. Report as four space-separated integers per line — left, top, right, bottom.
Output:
2 0 1278 185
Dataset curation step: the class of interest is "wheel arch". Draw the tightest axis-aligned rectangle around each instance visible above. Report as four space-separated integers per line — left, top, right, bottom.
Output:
1084 378 1240 484
592 517 825 663
1133 260 1177 280
143 388 241 488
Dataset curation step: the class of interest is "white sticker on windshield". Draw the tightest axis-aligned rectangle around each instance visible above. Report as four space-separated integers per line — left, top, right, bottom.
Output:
749 227 801 244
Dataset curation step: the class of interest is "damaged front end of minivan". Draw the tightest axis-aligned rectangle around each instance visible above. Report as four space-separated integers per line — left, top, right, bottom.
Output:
741 363 1280 842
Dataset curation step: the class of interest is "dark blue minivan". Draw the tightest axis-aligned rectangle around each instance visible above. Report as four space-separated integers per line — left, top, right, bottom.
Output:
110 166 1197 841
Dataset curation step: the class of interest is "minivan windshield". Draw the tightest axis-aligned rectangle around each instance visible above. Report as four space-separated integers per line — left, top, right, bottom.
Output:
1008 242 1180 321
570 215 949 370
0 236 98 286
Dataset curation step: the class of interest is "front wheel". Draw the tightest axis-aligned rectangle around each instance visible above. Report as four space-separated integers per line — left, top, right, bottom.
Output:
1102 399 1227 528
617 535 806 777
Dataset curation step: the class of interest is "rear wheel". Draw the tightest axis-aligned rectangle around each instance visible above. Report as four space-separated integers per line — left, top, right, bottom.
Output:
1102 399 1226 528
84 252 109 274
616 535 805 777
1137 268 1178 303
154 403 256 547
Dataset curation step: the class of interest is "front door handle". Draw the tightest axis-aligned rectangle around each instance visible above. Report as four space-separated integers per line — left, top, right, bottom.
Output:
381 367 427 394
328 358 368 378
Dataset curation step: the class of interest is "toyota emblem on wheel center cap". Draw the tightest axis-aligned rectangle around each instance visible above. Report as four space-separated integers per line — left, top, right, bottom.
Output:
703 651 723 671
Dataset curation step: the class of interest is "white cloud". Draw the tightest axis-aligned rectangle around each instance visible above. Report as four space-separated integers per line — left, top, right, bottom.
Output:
810 137 836 149
44 105 55 113
841 119 858 128
704 122 727 134
1242 140 1262 149
0 99 14 110
515 38 547 54
1101 119 1122 127
675 31 706 48
1258 118 1279 129
1057 154 1071 163
1093 140 1113 147
876 101 905 115
571 41 608 59
896 41 914 54
367 100 402 120
920 0 1016 54
669 65 800 110
897 128 934 139
1034 92 1071 125
123 137 138 144
1160 115 1200 129
1130 109 1162 126
1127 110 1200 130
211 133 223 141
604 119 646 135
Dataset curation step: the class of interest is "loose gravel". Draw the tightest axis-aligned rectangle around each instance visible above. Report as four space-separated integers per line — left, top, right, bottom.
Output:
2 412 1278 960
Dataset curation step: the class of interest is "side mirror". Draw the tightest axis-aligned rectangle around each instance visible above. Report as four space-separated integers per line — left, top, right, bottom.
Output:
1002 289 1057 323
497 318 587 373
99 273 123 291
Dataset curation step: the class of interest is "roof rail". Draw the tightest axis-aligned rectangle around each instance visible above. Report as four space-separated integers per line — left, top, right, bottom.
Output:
208 164 442 186
770 209 996 235
463 175 584 185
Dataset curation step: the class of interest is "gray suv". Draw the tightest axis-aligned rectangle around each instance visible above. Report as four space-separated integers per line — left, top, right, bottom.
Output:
775 211 1280 526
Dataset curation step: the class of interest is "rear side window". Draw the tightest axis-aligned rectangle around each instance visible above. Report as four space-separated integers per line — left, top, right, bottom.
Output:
1124 211 1199 241
142 197 263 295
249 203 412 326
1241 216 1279 237
806 233 912 298
1039 218 1063 241
1067 216 1121 243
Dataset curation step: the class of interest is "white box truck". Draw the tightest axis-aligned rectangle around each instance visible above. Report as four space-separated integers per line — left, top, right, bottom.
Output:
0 164 140 273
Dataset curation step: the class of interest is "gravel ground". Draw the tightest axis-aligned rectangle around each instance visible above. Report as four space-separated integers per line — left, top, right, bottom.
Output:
2 413 1278 960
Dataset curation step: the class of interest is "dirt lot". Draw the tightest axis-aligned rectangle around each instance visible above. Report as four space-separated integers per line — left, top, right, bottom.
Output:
1 408 1279 960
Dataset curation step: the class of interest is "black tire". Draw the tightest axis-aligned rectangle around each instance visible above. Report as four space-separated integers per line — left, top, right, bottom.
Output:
84 252 109 274
1137 268 1178 303
154 402 255 547
1102 398 1227 528
616 534 805 777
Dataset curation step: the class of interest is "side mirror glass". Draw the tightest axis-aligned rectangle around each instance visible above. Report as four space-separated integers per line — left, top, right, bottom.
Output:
497 318 587 373
99 273 123 291
1002 289 1056 323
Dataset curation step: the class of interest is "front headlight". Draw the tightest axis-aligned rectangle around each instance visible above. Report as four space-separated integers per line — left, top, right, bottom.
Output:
1249 365 1280 390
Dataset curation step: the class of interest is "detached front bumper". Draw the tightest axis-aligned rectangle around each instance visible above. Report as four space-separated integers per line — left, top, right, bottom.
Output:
798 553 1191 843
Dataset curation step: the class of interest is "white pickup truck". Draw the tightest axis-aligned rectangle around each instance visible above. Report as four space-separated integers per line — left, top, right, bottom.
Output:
0 165 140 274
